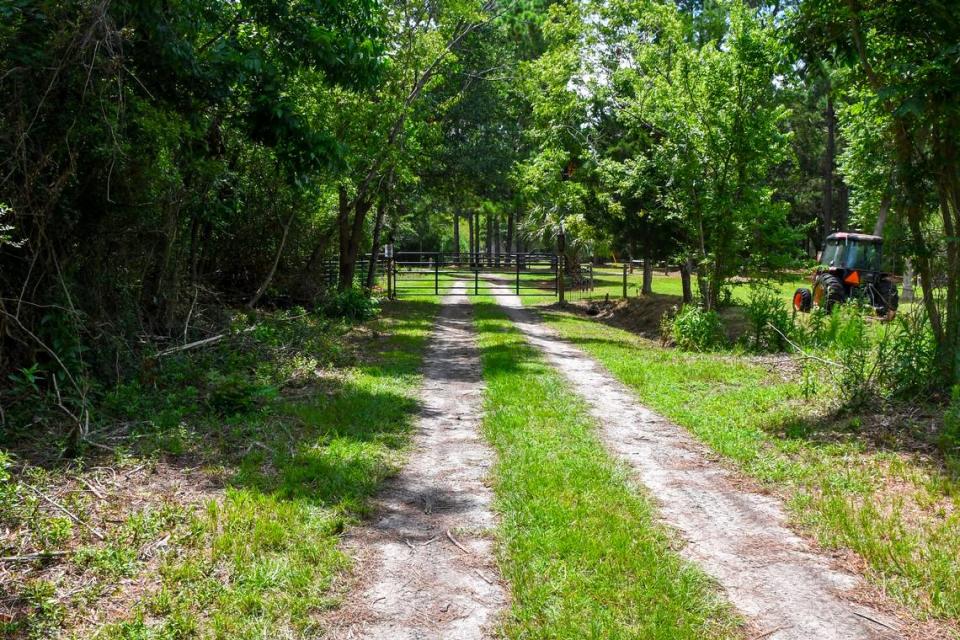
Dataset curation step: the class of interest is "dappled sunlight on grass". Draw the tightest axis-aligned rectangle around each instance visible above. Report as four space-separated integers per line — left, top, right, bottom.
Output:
76 300 440 639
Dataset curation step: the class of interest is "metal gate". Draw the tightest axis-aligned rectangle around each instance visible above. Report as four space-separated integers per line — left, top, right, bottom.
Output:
388 252 559 298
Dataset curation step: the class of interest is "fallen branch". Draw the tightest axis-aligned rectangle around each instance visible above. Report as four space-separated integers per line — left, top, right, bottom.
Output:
156 333 227 357
473 569 494 585
22 484 105 540
445 529 470 555
766 322 842 369
0 551 71 563
77 476 106 500
157 324 260 357
851 609 899 631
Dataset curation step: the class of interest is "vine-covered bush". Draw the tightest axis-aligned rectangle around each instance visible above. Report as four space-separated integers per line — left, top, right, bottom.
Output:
669 305 726 352
318 287 380 322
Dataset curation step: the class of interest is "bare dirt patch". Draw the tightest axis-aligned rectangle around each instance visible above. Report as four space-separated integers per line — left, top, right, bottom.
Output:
564 294 751 343
490 285 950 640
0 460 222 636
320 285 506 639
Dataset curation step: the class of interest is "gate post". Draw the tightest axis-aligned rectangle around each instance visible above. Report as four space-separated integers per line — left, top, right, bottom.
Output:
385 244 395 300
474 266 479 296
622 260 628 299
516 255 521 296
557 230 566 305
434 255 439 295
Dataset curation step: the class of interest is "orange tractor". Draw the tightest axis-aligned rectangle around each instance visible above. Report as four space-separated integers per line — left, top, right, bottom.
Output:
793 232 899 318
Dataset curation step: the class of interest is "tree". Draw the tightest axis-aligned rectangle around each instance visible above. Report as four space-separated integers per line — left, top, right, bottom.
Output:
597 0 798 308
795 0 960 383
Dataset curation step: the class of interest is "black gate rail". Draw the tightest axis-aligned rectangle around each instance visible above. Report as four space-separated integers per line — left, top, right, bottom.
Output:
391 252 559 297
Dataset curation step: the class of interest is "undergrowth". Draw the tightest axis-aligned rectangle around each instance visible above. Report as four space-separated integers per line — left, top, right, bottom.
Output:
0 299 437 638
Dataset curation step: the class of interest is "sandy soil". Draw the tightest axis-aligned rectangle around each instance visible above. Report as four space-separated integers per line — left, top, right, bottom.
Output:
321 284 506 639
489 283 906 640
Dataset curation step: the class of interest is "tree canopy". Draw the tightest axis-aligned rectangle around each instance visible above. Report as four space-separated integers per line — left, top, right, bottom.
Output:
2 0 959 421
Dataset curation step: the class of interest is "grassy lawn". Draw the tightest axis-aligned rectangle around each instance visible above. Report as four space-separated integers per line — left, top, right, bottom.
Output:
567 267 809 307
472 299 741 640
1 300 438 639
530 307 960 626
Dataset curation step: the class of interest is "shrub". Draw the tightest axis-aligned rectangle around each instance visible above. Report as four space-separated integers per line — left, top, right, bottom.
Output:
940 386 960 460
318 287 380 322
671 305 725 352
744 283 793 352
830 304 873 405
875 307 939 400
204 371 267 416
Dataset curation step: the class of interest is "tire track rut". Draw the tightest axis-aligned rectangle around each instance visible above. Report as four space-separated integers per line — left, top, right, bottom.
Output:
323 285 506 639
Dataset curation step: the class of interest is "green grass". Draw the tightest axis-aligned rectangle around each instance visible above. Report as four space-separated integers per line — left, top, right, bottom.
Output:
472 300 741 640
532 307 960 625
96 301 437 639
3 300 439 639
563 267 809 307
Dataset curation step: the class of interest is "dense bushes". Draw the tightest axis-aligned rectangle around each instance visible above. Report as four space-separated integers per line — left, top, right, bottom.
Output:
318 287 381 322
663 282 943 405
744 284 793 352
664 305 726 352
0 1 383 441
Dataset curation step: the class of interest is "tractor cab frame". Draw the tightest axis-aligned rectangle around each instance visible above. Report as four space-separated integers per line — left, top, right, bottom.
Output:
793 232 899 318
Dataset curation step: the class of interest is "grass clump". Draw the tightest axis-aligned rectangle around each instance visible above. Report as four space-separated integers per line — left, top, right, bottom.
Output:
666 304 726 352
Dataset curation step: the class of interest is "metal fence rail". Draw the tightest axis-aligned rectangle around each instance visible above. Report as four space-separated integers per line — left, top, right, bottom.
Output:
391 252 559 298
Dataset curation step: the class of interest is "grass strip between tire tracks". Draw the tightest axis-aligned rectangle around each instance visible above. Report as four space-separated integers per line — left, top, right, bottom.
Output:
472 299 740 640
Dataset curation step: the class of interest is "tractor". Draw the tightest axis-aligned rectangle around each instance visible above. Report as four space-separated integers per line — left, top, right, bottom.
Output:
793 232 899 318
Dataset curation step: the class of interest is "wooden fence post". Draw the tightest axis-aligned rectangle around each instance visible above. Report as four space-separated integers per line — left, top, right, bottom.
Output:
516 255 521 296
557 230 566 305
622 261 628 299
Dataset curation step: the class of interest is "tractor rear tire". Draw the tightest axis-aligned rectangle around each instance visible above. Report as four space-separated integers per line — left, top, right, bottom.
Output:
813 274 844 312
793 287 812 313
876 281 899 317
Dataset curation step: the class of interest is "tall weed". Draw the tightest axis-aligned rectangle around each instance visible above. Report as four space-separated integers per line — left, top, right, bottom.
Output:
669 305 725 352
941 386 960 463
744 283 793 352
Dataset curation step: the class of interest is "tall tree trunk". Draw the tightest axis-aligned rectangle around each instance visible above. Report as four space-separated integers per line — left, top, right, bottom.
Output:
837 179 850 233
873 191 892 236
680 257 694 304
642 237 653 295
337 187 373 291
453 209 461 264
366 198 388 290
485 213 492 267
474 211 481 266
467 211 475 267
248 208 296 309
822 92 836 240
505 208 515 266
188 212 201 289
936 163 960 383
141 199 183 333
